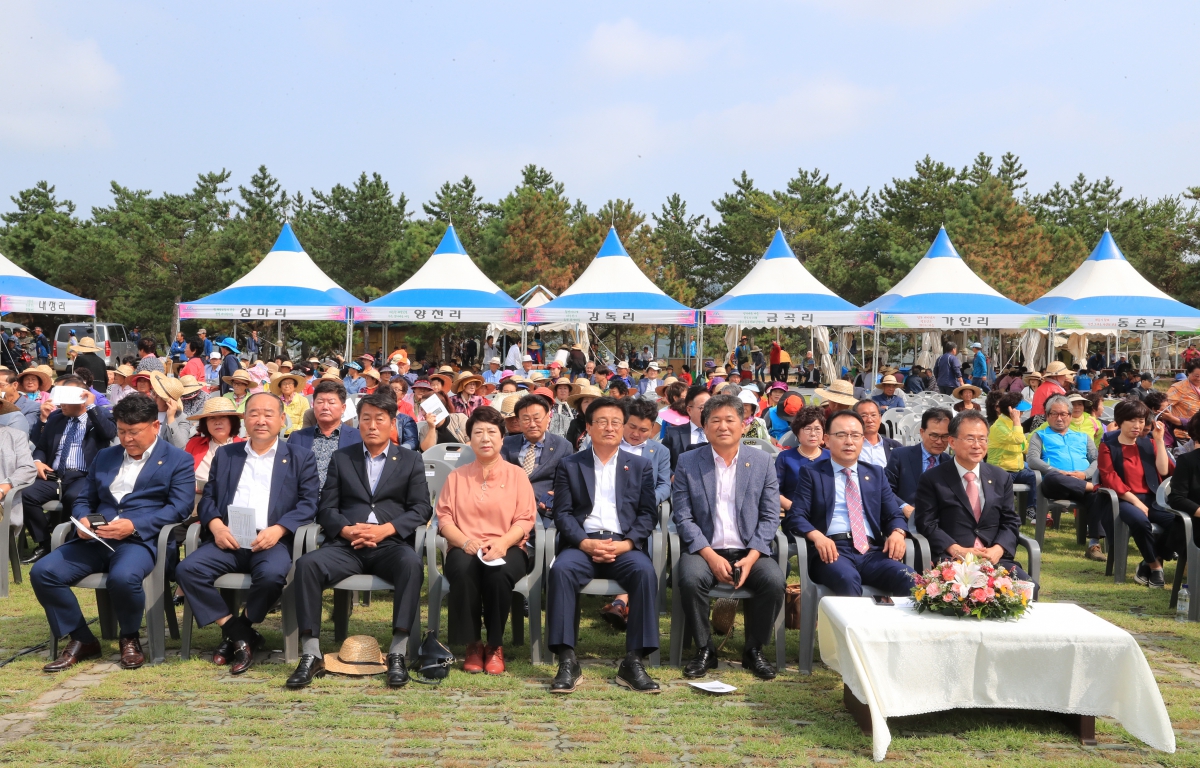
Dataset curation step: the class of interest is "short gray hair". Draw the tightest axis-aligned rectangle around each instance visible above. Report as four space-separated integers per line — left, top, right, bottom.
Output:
1044 394 1071 415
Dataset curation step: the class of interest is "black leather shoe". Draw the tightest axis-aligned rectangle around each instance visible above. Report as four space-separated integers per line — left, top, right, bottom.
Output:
229 640 254 675
616 654 660 693
741 646 777 681
549 658 582 693
285 655 325 689
21 546 48 565
386 654 409 688
212 637 234 666
683 644 719 679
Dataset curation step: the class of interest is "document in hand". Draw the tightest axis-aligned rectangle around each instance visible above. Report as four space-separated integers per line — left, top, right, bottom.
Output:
228 506 258 549
421 394 450 423
70 516 114 551
477 549 506 567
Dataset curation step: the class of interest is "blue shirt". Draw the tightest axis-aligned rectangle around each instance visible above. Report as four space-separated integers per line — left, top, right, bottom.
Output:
169 340 187 362
972 351 987 379
872 392 905 411
828 461 875 538
517 438 543 466
343 376 367 395
483 368 502 386
1075 373 1092 391
934 353 962 388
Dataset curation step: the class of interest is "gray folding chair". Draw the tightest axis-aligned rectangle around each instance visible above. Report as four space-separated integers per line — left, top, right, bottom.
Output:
423 460 457 506
740 438 779 456
668 528 790 672
425 515 546 662
423 443 475 465
1032 470 1092 546
0 480 33 598
1158 479 1200 621
47 521 182 665
179 521 318 661
1102 484 1169 585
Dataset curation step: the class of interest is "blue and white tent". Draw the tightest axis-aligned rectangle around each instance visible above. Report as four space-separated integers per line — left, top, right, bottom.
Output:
0 250 95 316
1030 230 1200 331
179 223 359 321
355 225 522 323
704 228 871 327
865 226 1045 329
526 227 696 325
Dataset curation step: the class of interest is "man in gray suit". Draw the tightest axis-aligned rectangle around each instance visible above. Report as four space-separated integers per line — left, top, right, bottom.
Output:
671 394 784 681
599 397 672 630
500 394 573 520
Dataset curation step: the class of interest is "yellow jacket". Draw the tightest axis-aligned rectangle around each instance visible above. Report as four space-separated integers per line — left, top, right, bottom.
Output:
987 415 1027 472
281 394 309 437
1070 413 1103 446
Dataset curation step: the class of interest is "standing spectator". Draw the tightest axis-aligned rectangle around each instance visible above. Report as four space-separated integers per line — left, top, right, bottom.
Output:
1031 362 1071 417
567 344 587 376
70 337 109 384
752 346 766 383
970 342 988 391
768 341 786 382
135 337 165 374
33 327 51 365
197 328 213 358
734 335 751 370
169 332 187 365
504 339 524 370
1184 342 1200 367
216 338 241 395
481 336 498 367
128 326 141 346
525 333 542 365
246 330 261 363
932 341 963 394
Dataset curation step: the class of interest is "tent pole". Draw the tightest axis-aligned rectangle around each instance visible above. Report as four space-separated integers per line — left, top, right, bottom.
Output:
698 314 704 382
344 314 352 361
871 315 880 388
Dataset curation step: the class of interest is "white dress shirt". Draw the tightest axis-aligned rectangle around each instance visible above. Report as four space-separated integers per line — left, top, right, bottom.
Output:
860 435 888 469
110 438 158 505
689 423 707 446
828 459 876 538
619 440 644 456
232 439 279 530
584 450 621 533
710 448 743 550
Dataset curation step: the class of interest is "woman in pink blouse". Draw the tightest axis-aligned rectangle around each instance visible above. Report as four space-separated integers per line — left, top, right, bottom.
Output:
436 406 536 675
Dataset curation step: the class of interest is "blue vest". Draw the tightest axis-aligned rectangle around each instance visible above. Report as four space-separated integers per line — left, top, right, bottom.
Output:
1038 427 1090 472
1100 431 1164 506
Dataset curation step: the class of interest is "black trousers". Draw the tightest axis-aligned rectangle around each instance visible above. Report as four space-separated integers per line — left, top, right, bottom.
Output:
22 471 88 548
1100 492 1176 564
676 549 785 651
443 546 528 647
293 538 423 636
175 540 293 627
1042 472 1102 538
769 363 788 382
548 546 659 655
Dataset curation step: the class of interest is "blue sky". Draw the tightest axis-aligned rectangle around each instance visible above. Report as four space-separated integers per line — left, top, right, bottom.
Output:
2 1 1198 219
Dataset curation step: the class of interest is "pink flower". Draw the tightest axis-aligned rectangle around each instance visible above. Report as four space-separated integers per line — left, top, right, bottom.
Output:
970 588 987 602
943 593 953 602
994 577 1012 591
984 587 995 599
941 567 955 581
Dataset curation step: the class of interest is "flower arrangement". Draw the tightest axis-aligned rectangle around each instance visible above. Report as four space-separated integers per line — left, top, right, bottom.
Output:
911 553 1030 620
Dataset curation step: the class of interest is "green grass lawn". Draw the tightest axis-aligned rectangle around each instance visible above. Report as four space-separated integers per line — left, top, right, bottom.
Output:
2 519 1199 767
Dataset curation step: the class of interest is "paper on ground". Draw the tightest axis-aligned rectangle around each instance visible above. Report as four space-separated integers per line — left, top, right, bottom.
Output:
228 506 258 549
71 517 114 551
688 680 737 694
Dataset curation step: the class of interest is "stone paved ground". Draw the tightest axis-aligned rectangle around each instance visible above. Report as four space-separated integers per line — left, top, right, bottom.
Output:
3 523 1200 766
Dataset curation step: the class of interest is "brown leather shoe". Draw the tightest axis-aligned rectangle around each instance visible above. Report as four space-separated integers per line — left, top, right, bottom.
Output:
229 640 254 675
483 645 505 675
463 641 484 673
1085 544 1106 562
600 600 628 631
119 636 145 670
43 640 101 672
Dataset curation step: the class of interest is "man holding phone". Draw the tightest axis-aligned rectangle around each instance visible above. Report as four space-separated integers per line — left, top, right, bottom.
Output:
21 376 117 564
500 394 573 521
671 394 786 681
30 393 194 671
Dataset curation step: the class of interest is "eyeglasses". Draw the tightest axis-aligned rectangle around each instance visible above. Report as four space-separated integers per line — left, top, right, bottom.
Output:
117 423 155 440
590 419 623 429
799 426 823 434
955 436 988 446
829 431 864 441
925 432 950 441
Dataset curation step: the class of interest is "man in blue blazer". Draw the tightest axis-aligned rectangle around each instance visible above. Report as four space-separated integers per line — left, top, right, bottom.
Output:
177 392 319 674
287 379 362 493
500 393 573 518
31 394 194 671
546 397 660 695
853 400 900 470
22 375 118 562
672 394 785 680
784 409 914 597
885 407 954 517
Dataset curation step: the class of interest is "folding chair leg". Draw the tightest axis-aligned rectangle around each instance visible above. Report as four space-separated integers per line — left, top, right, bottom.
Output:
773 602 787 673
281 583 299 662
333 590 351 643
528 579 544 665
165 592 179 641
668 574 685 667
180 601 195 661
798 596 818 675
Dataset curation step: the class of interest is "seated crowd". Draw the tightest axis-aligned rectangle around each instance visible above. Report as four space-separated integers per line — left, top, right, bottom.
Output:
4 333 1194 689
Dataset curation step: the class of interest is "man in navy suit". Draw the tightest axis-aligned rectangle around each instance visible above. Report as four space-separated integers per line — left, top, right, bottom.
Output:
31 394 194 671
21 375 118 562
784 409 914 596
914 410 1030 581
546 397 660 694
672 394 785 680
662 386 710 470
885 407 953 518
599 397 671 630
287 379 362 494
500 394 573 518
176 392 319 674
853 400 900 470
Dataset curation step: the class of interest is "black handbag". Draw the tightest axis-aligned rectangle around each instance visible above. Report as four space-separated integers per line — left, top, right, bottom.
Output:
413 630 455 684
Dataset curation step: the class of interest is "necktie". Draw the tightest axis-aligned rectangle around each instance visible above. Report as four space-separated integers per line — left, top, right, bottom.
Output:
522 442 538 475
842 468 869 554
57 417 82 471
925 454 937 472
964 470 986 549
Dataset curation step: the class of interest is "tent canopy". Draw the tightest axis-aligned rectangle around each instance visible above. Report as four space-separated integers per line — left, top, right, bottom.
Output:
0 250 95 315
1029 230 1200 331
704 228 872 327
180 223 359 321
525 227 696 325
355 225 521 323
864 226 1046 330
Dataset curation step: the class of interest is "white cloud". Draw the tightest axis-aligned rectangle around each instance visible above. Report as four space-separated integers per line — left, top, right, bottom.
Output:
0 3 120 149
584 18 719 78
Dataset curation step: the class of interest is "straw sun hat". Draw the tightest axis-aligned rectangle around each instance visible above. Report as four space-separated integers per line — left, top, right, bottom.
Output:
567 384 604 409
814 379 858 406
149 371 184 402
322 635 387 676
187 396 244 422
70 337 102 354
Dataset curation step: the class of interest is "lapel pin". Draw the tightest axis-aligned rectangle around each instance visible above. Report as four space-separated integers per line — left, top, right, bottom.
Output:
157 460 163 465
623 465 629 471
392 456 397 461
864 475 870 481
745 462 750 467
282 459 287 464
987 479 992 484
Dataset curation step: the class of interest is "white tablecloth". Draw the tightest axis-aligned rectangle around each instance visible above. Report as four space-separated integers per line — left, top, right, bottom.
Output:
817 597 1175 761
